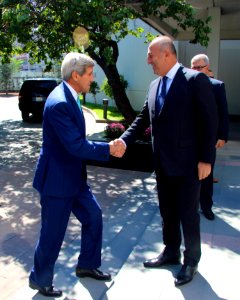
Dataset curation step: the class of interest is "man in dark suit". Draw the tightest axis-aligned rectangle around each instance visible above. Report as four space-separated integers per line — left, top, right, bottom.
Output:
29 52 125 297
119 36 218 286
191 54 229 220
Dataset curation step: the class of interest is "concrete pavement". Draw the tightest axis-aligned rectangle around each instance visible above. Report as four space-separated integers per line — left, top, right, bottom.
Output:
0 95 240 300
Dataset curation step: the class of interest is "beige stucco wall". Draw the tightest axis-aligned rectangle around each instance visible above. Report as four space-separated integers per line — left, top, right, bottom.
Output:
178 40 240 116
89 19 240 116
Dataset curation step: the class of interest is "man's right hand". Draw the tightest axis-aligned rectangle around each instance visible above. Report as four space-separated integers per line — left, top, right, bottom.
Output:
109 139 126 158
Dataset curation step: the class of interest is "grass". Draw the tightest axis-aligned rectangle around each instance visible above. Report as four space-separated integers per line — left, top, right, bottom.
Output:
82 101 124 121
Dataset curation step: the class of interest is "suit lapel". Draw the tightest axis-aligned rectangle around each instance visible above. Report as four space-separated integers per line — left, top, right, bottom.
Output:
149 66 186 119
63 82 86 135
163 66 182 99
148 77 161 118
160 66 185 111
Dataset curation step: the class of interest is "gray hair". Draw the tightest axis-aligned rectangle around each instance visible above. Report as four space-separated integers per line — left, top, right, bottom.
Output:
61 52 95 81
191 54 209 65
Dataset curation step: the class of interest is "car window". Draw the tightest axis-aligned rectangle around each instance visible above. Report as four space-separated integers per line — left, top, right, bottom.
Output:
20 80 59 95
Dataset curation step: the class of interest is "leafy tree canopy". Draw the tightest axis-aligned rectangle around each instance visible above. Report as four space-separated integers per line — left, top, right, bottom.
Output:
0 0 211 123
0 0 210 63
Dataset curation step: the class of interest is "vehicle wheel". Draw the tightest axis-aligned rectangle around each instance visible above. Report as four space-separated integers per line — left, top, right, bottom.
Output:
21 111 30 122
32 113 43 123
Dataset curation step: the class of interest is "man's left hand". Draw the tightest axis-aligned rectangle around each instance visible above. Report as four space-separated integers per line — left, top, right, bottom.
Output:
216 139 226 148
198 162 211 180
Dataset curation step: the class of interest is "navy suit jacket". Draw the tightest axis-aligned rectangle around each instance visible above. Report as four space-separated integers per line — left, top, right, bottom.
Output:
33 82 109 197
210 78 229 141
121 66 218 176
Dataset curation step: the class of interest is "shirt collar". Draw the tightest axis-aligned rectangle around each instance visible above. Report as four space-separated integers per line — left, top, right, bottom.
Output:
64 80 78 101
165 62 181 80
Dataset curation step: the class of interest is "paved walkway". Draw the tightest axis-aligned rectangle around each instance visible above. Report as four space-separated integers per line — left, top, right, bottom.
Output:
0 97 239 300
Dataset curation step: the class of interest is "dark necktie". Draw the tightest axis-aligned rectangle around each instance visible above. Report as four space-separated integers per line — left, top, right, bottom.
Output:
155 76 167 116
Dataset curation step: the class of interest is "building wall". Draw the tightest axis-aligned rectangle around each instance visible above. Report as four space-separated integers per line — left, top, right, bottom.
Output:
92 18 240 116
219 40 240 116
91 19 240 117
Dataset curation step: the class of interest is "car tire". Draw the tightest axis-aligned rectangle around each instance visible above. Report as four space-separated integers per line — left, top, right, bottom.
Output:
21 111 30 122
32 113 43 123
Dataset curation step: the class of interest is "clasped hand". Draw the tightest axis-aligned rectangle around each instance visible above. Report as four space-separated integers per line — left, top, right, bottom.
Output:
109 139 126 158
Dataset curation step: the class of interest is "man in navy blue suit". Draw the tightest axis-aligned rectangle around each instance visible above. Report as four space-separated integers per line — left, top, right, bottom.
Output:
191 54 229 220
29 52 125 297
119 36 218 286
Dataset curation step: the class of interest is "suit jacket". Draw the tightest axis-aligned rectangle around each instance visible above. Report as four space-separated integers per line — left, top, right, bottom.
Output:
121 66 218 176
210 78 229 141
33 82 109 197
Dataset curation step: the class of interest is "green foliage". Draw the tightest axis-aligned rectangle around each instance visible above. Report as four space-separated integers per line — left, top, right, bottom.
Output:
89 81 100 96
0 0 211 65
0 58 23 93
141 0 211 46
89 80 100 103
100 78 113 99
100 75 128 99
0 0 211 120
83 101 124 121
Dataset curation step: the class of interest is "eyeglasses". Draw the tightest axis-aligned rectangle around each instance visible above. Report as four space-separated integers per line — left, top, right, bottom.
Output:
192 65 207 70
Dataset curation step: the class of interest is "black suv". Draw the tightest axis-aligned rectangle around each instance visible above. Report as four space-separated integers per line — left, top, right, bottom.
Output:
18 78 61 122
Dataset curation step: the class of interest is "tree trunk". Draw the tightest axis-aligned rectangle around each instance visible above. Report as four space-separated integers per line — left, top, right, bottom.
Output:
103 64 137 124
90 49 137 124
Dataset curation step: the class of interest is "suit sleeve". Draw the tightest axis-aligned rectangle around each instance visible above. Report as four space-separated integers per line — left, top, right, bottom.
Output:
45 101 110 161
194 73 218 163
120 100 150 145
215 82 229 141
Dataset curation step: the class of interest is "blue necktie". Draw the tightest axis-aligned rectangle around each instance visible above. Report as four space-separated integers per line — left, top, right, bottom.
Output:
155 76 167 116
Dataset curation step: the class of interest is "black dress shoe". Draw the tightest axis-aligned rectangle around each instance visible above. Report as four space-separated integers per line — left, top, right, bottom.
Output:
29 280 62 297
175 264 198 286
143 253 181 268
202 209 215 220
76 267 112 281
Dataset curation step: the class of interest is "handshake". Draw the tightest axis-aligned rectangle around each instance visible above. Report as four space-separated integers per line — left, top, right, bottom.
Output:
109 139 126 158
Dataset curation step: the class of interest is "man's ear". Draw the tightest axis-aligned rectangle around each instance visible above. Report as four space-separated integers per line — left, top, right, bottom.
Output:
72 71 79 82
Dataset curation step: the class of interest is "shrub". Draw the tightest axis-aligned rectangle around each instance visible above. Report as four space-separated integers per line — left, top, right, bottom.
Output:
104 122 126 138
89 81 100 104
100 75 128 99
